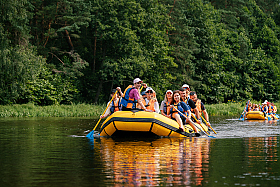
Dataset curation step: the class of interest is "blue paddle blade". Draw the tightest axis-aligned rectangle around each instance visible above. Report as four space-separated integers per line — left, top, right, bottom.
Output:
267 116 272 120
239 114 243 120
86 130 94 139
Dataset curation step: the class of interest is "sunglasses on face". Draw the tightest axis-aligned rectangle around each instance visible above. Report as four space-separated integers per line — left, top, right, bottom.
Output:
136 82 142 84
146 91 153 93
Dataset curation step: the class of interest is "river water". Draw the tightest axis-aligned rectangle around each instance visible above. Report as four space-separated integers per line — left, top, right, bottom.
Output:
0 116 279 187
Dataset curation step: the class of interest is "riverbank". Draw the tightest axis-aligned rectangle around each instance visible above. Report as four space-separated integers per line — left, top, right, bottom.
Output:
0 102 278 118
0 103 106 118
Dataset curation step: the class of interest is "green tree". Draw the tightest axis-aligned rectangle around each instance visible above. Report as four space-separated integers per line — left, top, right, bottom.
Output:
79 0 174 103
192 0 280 103
29 0 90 78
160 0 201 90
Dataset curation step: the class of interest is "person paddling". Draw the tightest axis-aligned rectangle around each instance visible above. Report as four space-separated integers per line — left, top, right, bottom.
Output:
120 78 152 112
179 87 201 123
100 87 122 119
189 91 209 122
170 90 198 133
261 100 268 117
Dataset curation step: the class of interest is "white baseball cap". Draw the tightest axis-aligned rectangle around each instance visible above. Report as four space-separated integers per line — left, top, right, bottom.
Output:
182 84 189 88
166 90 173 94
145 87 154 92
133 78 142 84
262 100 268 105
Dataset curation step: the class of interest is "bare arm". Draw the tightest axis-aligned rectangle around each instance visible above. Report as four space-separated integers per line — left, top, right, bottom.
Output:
202 110 209 122
194 108 200 121
138 99 147 111
116 87 123 97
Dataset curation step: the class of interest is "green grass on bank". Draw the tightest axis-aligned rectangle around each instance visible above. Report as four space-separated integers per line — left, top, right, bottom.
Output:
0 103 106 118
0 102 279 118
205 102 244 116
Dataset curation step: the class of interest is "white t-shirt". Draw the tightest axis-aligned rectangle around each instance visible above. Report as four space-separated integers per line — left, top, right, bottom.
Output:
144 98 159 113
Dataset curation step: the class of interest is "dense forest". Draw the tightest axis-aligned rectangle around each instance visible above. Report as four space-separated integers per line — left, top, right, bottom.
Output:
1 0 280 105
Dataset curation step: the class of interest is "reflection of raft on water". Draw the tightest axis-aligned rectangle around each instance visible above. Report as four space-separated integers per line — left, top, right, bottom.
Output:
99 111 209 137
246 111 278 120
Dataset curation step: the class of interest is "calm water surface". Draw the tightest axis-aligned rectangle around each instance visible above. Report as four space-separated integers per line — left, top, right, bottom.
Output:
0 116 279 186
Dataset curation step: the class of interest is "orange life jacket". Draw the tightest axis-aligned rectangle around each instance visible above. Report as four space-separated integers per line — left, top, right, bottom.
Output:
120 85 138 109
110 99 120 113
145 98 156 112
163 101 171 115
268 105 273 113
273 106 277 113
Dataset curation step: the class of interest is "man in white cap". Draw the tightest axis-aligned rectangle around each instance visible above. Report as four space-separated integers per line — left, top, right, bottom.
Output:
179 87 201 122
261 100 268 116
182 84 189 89
120 78 152 112
182 84 190 98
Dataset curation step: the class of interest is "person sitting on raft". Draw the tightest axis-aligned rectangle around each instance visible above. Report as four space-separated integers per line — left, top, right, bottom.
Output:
160 90 173 118
271 103 279 119
189 91 209 122
261 100 268 116
267 102 274 114
182 84 190 98
143 87 159 113
179 87 201 123
120 78 152 112
252 104 259 111
100 87 123 119
243 100 252 117
141 91 147 100
170 90 198 133
272 103 277 113
267 102 278 119
246 101 252 112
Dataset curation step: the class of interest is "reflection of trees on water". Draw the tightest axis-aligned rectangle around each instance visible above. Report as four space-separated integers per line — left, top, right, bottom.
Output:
99 138 211 186
247 137 278 164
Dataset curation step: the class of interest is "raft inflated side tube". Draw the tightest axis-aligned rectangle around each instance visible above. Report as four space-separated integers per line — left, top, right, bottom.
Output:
99 111 201 137
246 111 266 120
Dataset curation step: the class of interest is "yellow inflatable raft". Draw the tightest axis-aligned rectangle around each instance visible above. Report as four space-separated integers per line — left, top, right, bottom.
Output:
245 111 266 120
245 111 278 120
99 110 209 137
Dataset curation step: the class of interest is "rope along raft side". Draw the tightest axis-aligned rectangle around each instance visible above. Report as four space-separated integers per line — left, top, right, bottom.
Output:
99 111 210 137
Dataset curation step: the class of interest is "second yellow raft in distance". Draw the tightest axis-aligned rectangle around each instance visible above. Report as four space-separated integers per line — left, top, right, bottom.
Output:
245 111 278 120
